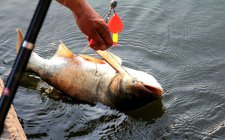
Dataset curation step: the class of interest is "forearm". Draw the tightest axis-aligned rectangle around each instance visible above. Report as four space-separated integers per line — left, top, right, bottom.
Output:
56 0 113 50
56 0 95 19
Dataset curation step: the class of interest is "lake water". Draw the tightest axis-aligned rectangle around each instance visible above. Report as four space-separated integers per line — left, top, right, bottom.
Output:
1 0 225 139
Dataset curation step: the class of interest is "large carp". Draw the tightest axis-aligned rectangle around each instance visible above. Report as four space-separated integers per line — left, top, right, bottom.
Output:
16 29 163 110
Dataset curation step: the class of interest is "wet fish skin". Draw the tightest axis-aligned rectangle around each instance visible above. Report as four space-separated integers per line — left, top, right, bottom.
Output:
16 29 163 110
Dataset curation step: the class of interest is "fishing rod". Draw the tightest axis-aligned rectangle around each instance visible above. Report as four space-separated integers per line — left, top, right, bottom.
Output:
0 0 52 135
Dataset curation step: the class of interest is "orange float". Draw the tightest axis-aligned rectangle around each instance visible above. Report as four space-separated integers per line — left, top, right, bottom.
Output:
108 13 124 46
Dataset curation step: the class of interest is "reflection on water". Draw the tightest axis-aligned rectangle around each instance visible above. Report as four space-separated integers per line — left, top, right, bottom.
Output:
125 99 164 122
17 71 164 139
1 0 225 139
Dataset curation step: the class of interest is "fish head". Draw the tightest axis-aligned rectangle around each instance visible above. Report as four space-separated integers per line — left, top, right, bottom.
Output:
108 69 163 110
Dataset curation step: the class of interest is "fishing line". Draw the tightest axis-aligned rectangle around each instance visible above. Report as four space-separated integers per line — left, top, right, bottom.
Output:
94 57 102 76
75 0 136 81
79 0 135 80
80 45 90 54
103 1 135 80
105 50 135 79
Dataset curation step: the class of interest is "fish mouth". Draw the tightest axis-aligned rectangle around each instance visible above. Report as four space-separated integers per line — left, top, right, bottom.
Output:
107 74 163 110
134 81 163 97
113 80 163 110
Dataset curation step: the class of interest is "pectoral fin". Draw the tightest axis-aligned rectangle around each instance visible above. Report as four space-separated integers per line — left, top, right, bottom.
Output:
101 51 122 65
96 50 125 73
79 54 105 64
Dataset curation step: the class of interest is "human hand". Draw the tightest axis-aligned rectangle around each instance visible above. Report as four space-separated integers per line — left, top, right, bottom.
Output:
74 6 113 50
57 0 113 50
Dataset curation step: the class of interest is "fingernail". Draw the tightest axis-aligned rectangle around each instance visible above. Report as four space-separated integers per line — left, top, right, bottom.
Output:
100 45 107 50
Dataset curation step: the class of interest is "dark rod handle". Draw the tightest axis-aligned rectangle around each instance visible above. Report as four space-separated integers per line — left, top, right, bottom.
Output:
0 0 52 135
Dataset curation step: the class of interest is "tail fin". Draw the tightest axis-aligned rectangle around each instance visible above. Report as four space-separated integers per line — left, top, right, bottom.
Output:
15 28 44 73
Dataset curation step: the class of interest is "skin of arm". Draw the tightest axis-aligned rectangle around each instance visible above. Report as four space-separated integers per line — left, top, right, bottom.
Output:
57 0 113 50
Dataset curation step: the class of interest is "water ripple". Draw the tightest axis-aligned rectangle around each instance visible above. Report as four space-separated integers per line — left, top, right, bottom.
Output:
1 0 225 139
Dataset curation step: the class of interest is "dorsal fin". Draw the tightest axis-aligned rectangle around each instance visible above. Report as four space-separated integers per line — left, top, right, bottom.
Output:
54 42 74 58
78 54 105 64
16 28 24 54
95 50 125 73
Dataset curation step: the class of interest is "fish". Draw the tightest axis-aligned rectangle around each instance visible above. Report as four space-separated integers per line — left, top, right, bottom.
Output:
16 29 163 110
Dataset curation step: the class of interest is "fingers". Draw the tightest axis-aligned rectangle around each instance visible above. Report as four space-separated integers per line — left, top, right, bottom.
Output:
89 32 106 50
88 24 113 51
74 9 113 50
98 23 113 49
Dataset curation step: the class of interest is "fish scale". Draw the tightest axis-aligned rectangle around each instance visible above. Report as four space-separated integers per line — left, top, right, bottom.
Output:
15 29 163 110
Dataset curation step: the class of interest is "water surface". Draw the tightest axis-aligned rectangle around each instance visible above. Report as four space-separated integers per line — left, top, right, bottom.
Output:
0 0 225 139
